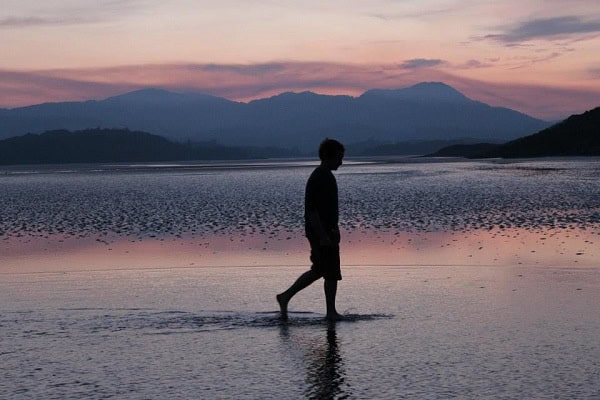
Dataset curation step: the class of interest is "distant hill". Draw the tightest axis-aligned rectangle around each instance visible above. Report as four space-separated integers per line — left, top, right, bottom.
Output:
0 129 300 165
361 82 470 102
480 107 600 158
427 143 501 158
345 138 501 156
426 107 600 158
0 83 550 151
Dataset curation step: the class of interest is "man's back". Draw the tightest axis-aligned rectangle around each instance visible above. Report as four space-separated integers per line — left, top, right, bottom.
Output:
304 165 339 240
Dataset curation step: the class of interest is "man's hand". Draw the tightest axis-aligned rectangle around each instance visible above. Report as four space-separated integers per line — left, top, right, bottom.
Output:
308 210 333 246
319 233 333 247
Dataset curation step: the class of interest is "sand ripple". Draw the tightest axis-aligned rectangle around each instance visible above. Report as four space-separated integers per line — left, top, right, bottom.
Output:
0 160 598 242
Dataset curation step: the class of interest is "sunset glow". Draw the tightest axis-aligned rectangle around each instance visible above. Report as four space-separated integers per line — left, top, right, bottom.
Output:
2 0 600 119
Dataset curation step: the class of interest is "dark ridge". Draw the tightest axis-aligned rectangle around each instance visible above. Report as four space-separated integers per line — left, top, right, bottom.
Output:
0 128 300 165
426 143 501 158
426 106 600 159
345 139 495 156
478 106 600 158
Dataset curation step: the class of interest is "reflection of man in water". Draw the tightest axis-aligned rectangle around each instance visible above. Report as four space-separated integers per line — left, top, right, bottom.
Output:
277 139 345 321
309 326 346 399
279 323 348 399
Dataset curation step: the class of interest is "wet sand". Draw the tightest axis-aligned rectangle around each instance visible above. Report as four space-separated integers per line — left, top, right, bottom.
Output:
1 227 598 274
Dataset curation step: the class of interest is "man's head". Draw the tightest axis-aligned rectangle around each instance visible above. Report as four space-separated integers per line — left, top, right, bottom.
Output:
319 138 345 170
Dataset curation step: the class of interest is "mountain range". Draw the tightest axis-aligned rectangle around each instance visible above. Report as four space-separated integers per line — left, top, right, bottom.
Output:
1 106 597 165
0 82 550 151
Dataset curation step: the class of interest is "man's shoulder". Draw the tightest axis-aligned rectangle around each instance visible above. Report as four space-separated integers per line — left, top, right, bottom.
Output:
308 166 333 182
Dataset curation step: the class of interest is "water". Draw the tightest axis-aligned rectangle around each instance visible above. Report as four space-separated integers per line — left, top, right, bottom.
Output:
2 266 599 399
1 158 600 398
1 158 598 240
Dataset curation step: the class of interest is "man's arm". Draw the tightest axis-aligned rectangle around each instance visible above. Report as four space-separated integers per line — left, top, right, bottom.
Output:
307 209 333 246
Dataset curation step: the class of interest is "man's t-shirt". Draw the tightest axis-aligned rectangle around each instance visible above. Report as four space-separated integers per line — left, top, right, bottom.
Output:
304 165 338 241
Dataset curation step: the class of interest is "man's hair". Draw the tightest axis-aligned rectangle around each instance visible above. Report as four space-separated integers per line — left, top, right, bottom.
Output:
318 138 345 160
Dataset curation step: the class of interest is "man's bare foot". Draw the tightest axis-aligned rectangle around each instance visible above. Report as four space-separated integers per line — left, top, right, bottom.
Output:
326 312 344 321
276 294 288 320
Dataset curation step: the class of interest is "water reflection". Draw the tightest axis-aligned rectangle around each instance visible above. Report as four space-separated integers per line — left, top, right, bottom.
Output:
2 225 598 274
280 321 349 399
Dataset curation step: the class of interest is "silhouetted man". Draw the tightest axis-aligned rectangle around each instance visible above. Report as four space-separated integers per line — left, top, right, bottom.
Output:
277 138 345 321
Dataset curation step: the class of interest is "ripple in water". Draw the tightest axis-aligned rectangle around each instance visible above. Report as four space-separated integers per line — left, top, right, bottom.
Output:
0 160 598 242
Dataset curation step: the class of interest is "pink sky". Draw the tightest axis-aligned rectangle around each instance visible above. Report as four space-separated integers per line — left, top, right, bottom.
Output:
1 0 599 119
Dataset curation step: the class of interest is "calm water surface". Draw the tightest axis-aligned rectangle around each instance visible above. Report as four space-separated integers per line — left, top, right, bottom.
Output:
2 265 599 399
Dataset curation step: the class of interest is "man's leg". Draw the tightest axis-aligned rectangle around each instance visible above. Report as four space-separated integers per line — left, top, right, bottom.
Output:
277 270 320 319
324 280 342 320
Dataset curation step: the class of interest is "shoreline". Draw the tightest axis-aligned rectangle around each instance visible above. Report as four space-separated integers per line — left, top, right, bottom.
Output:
1 155 600 175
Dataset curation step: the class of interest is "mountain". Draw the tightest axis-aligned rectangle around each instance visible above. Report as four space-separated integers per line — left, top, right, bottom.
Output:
0 88 241 143
0 128 300 165
480 106 600 158
427 143 501 158
361 82 469 103
426 106 600 158
0 83 550 151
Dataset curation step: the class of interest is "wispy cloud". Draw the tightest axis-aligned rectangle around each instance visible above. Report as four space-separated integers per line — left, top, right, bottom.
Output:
0 69 136 107
1 62 599 119
370 7 454 21
400 59 445 69
369 1 480 21
195 63 288 75
589 68 600 79
0 16 96 28
0 0 149 28
485 16 600 43
453 59 493 69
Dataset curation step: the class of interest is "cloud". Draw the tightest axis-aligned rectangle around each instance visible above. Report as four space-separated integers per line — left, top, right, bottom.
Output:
589 68 600 79
400 59 445 69
369 2 476 21
0 0 149 28
0 16 95 28
1 62 599 120
485 16 600 43
0 69 137 107
196 63 288 75
454 59 492 69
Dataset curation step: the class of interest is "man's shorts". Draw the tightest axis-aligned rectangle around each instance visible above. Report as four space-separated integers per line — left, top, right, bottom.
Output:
309 243 342 281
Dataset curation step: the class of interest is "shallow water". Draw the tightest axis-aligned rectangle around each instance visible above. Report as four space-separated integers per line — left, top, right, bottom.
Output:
1 158 600 398
1 158 598 273
2 266 600 399
1 158 599 241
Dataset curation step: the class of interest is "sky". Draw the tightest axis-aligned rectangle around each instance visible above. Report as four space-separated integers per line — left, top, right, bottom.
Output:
1 0 599 119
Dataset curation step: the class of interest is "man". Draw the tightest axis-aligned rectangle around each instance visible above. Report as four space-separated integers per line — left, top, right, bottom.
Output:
277 138 345 321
